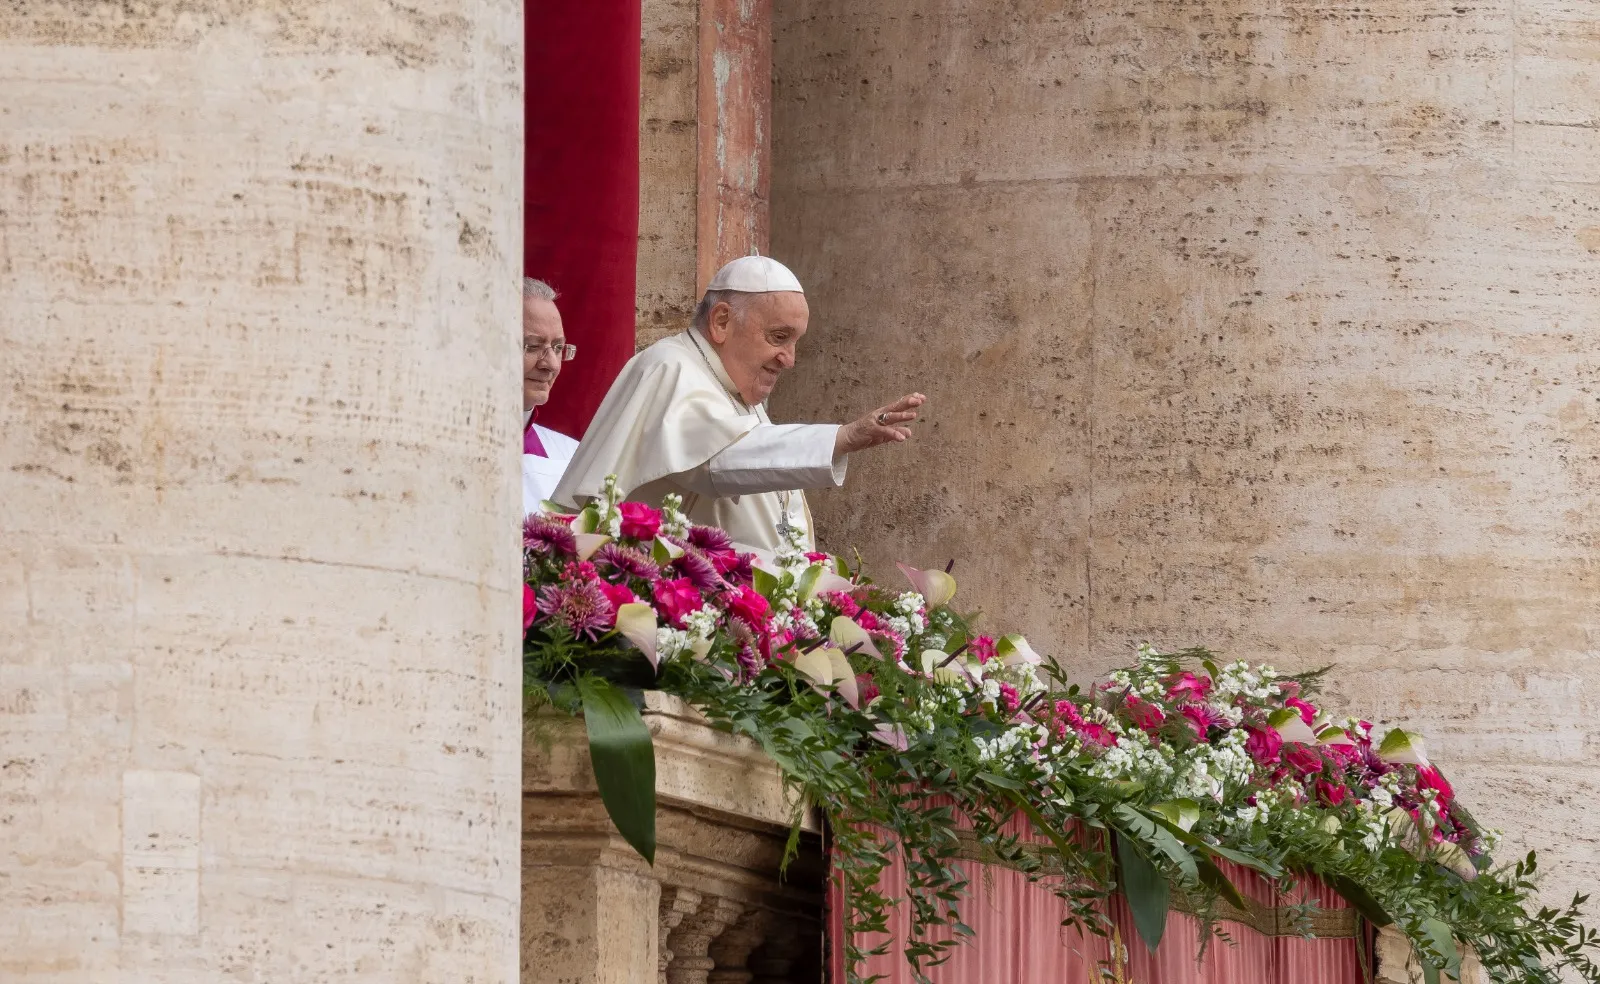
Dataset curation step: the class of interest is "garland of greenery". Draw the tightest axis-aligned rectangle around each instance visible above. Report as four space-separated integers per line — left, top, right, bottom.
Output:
522 480 1600 984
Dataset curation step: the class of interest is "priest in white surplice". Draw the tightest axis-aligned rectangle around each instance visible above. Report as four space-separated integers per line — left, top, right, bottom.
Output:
552 255 924 553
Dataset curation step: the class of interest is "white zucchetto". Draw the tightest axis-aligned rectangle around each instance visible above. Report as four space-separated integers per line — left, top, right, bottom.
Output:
706 255 804 294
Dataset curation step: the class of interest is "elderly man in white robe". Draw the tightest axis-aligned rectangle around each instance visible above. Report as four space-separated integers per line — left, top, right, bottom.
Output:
521 278 581 513
552 255 924 554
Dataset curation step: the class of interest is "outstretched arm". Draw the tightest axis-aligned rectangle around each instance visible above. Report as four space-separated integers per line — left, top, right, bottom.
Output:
833 393 927 458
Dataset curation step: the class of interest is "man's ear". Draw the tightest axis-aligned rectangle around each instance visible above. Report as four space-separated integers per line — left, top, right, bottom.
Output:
706 301 733 344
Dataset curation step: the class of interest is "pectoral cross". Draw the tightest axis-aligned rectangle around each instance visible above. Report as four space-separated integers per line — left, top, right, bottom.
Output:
776 491 797 542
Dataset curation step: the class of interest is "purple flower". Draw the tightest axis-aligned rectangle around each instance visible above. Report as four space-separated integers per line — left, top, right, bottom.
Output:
537 579 615 640
524 516 577 557
673 547 726 593
594 543 661 582
686 525 734 554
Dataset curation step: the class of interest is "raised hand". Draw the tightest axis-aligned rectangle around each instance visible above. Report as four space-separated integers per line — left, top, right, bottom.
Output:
834 392 927 458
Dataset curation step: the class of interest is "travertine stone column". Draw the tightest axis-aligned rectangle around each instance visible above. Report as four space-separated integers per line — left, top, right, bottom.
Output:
774 0 1600 908
707 907 771 984
0 3 524 981
666 895 746 984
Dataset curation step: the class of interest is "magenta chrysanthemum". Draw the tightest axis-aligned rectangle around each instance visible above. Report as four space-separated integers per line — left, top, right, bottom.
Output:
673 547 726 593
524 516 577 556
594 543 660 582
537 580 613 640
685 525 735 554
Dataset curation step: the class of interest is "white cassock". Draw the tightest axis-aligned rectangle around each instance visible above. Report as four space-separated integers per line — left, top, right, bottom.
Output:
550 327 845 552
522 412 579 516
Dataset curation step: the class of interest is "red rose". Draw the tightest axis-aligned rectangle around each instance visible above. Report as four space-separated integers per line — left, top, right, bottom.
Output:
523 584 537 631
619 501 663 541
598 581 639 616
1316 779 1350 807
1124 695 1166 732
1166 672 1212 702
1283 742 1325 777
1180 703 1226 741
1285 696 1318 726
1416 765 1455 804
651 577 704 628
724 585 771 627
1244 725 1283 765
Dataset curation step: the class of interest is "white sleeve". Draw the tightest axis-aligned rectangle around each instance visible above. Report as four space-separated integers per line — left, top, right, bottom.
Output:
704 423 847 496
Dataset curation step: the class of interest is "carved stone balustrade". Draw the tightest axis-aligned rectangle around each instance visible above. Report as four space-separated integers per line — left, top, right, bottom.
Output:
523 692 824 983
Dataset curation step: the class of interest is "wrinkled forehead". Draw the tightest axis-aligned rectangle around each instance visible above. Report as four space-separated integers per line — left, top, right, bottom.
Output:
736 290 810 336
522 297 564 338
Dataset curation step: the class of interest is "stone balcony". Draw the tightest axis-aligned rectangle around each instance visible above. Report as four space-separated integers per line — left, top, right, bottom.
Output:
522 692 824 984
522 691 1479 984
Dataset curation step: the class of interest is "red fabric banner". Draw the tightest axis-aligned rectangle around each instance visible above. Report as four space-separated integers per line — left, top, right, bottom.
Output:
828 810 1367 984
524 0 642 440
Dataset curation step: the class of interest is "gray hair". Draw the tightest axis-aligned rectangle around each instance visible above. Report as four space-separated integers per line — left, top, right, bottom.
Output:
691 289 747 331
523 277 557 301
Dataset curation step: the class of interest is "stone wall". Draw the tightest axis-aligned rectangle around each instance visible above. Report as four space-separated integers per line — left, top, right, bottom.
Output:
770 0 1600 909
0 3 524 979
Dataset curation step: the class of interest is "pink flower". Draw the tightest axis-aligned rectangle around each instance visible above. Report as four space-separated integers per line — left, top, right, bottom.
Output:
969 636 997 664
524 516 577 556
523 584 537 631
618 501 663 541
1124 695 1165 732
597 581 639 613
1416 765 1455 804
724 585 771 627
855 610 881 631
1244 726 1283 765
686 525 735 555
651 577 705 629
1180 704 1227 741
998 682 1021 714
537 579 615 639
821 591 861 618
711 550 754 583
594 543 660 582
1316 779 1350 807
1167 672 1212 702
857 674 880 705
673 548 726 593
1283 743 1325 777
805 551 832 564
1277 680 1302 700
1285 697 1318 726
1079 722 1118 748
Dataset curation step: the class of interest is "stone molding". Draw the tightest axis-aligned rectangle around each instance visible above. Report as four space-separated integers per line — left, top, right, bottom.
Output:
523 692 823 984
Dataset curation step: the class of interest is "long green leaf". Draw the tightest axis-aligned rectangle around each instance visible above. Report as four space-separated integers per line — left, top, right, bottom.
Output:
1325 874 1394 927
1113 805 1196 882
1116 832 1170 953
1419 918 1462 976
1197 857 1250 912
577 676 656 864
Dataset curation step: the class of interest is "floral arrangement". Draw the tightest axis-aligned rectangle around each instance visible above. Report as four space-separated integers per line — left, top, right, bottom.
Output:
523 478 1600 984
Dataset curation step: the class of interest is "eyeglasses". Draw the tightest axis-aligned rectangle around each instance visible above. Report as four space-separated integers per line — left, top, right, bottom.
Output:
525 340 577 362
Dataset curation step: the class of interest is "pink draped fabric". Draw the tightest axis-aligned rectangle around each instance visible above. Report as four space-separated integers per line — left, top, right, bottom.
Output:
827 808 1366 983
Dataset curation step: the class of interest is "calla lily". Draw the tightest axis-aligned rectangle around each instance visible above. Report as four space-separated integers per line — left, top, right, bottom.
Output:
1267 708 1320 745
806 568 856 602
652 536 686 565
1377 728 1430 766
919 649 968 688
1152 799 1201 832
897 562 957 608
830 616 884 661
997 634 1042 668
615 602 659 669
1317 726 1355 746
1432 840 1479 881
793 644 860 708
572 503 601 534
690 637 713 661
574 533 611 561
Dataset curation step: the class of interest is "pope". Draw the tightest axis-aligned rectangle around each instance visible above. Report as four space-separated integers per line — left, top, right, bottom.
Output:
552 255 924 553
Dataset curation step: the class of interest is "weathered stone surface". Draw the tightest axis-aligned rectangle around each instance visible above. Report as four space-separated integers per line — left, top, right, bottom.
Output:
772 0 1600 910
0 3 524 980
523 696 823 984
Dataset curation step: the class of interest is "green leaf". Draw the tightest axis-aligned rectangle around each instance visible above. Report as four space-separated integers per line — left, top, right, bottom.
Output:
977 771 1023 790
1325 875 1393 927
1421 961 1440 984
752 565 780 600
1113 805 1196 882
577 676 656 865
1150 799 1201 833
1418 918 1461 976
1116 832 1170 953
1197 858 1250 912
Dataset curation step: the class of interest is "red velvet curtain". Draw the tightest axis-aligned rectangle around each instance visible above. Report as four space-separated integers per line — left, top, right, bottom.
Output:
828 811 1368 983
524 0 642 440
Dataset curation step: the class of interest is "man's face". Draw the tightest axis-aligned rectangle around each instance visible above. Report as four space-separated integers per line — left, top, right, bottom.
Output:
522 296 565 411
705 291 809 405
